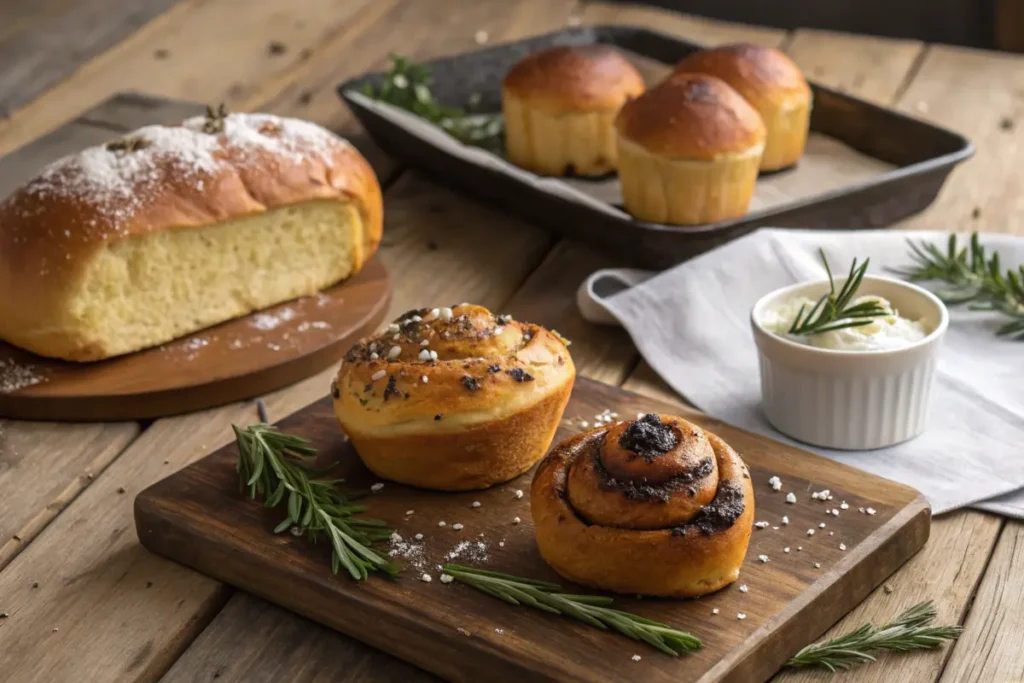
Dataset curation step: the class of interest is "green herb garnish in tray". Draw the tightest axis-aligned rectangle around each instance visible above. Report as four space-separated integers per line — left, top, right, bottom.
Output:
787 250 889 336
442 563 702 656
893 231 1024 338
359 54 502 150
233 423 399 580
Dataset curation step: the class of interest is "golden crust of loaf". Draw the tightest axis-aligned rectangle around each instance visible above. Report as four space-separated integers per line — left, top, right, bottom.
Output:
502 45 645 115
674 44 811 114
0 112 383 361
531 413 755 597
614 73 766 160
332 304 575 490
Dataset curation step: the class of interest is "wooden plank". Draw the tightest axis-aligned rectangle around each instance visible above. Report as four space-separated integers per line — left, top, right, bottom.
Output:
139 378 928 683
939 520 1024 682
0 0 183 116
0 405 249 683
785 29 925 104
0 421 139 570
897 45 1024 234
0 0 385 157
578 1 787 47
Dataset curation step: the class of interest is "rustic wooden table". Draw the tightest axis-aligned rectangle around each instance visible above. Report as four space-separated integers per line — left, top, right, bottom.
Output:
0 1 1019 681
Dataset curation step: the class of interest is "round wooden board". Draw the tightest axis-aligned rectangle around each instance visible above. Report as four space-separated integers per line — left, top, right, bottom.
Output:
0 257 391 421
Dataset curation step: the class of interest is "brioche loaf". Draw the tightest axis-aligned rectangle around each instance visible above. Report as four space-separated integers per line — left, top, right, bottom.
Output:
614 73 766 225
674 45 812 171
502 45 645 176
332 304 575 490
0 111 382 361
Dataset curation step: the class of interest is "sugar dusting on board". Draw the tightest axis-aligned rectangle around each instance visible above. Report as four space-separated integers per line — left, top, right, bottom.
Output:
0 359 46 393
13 112 349 236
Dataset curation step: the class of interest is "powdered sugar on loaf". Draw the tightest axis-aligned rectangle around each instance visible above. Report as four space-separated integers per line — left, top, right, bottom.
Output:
17 113 350 233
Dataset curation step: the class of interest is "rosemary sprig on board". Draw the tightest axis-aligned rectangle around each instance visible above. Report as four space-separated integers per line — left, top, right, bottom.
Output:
359 54 502 150
787 250 889 336
893 232 1024 338
233 423 399 580
785 601 962 672
441 564 701 656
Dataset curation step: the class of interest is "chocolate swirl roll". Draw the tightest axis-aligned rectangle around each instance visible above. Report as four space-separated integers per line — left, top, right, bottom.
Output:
333 304 575 490
531 413 754 597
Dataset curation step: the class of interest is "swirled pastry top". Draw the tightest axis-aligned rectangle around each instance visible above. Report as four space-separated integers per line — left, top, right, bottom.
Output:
333 304 575 434
0 111 382 285
614 73 766 160
559 413 750 533
502 45 646 115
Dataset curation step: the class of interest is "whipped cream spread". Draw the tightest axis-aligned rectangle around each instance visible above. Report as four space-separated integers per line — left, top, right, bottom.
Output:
762 295 930 350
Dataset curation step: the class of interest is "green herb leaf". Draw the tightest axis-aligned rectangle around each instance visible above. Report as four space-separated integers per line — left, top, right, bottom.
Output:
893 232 1024 338
785 601 961 671
358 54 502 151
788 250 890 336
233 423 399 580
441 564 701 656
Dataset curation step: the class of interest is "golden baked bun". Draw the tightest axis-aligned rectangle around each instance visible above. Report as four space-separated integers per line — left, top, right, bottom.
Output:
502 45 645 176
675 44 812 171
0 110 382 361
531 413 755 597
332 304 575 491
614 74 766 225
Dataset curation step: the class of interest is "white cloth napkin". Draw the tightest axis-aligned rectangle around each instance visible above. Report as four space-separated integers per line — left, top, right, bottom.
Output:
579 228 1024 517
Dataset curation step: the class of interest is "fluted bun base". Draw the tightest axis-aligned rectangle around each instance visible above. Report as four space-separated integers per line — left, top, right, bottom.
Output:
333 304 575 490
531 414 754 597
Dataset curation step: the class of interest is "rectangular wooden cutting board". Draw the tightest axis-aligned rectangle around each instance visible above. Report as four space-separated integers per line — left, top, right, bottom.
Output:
134 377 929 683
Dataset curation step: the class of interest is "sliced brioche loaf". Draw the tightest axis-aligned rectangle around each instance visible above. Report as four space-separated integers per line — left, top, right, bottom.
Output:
0 111 382 361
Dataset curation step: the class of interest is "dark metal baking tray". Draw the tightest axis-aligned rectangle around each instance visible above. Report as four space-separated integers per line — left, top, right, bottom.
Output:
338 25 973 269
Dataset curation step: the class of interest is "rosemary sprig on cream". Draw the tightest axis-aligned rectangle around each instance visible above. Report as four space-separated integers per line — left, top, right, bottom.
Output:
788 250 889 336
441 564 701 656
785 601 961 672
234 423 399 580
359 54 502 150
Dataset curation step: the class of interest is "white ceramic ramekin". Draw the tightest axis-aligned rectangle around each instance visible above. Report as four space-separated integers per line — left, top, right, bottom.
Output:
750 275 948 450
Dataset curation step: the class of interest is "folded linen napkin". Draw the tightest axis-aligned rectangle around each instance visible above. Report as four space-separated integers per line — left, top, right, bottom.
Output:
578 228 1024 517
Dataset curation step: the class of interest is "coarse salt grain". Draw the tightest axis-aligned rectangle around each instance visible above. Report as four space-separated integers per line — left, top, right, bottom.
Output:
866 507 877 515
405 510 414 515
712 608 719 615
438 521 447 527
840 501 849 510
370 483 384 492
421 375 428 383
471 501 481 508
631 655 641 662
784 547 790 553
420 339 430 346
839 543 847 550
420 573 432 583
768 476 782 491
786 492 797 504
758 555 769 563
514 489 524 499
440 574 454 584
371 370 386 381
754 521 769 529
819 522 826 528
814 562 821 568
807 529 815 536
739 584 748 593
453 523 464 531
415 533 424 540
737 613 747 620
782 516 789 525
513 517 521 524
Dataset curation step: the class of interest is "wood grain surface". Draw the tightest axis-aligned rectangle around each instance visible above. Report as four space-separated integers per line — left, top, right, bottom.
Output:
1 1 1022 682
136 378 930 683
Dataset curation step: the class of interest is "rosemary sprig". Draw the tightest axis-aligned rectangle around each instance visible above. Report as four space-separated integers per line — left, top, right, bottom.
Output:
788 250 889 336
893 232 1024 338
441 564 701 656
359 54 502 150
786 601 962 672
234 424 399 580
